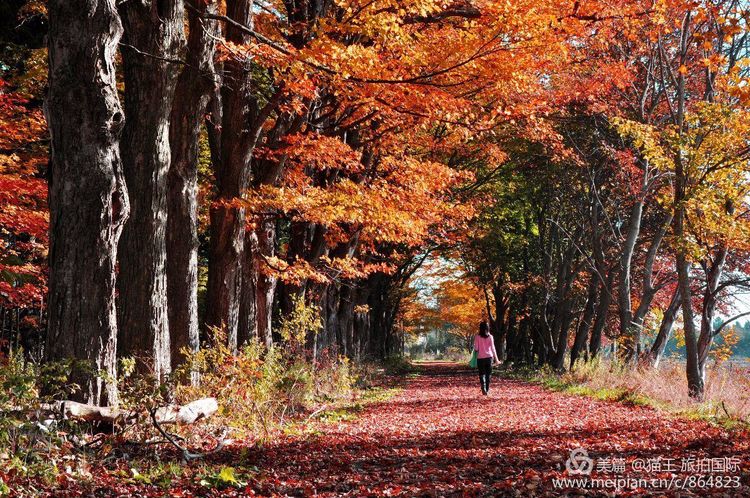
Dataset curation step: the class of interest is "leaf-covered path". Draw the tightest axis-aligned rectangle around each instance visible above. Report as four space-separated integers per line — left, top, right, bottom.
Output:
237 362 749 497
44 362 750 497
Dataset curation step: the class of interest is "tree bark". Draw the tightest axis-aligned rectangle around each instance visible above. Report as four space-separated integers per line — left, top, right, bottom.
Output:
255 217 278 346
618 199 644 361
671 11 704 399
167 2 218 368
117 0 185 381
492 285 506 360
630 212 673 347
205 0 274 350
589 274 613 358
589 197 612 359
570 272 598 369
647 286 680 368
696 244 728 380
46 0 129 406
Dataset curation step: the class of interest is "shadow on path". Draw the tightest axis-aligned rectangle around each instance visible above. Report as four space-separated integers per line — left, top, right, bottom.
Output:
220 362 750 497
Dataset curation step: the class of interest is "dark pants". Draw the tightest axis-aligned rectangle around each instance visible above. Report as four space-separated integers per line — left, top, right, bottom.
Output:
477 357 492 393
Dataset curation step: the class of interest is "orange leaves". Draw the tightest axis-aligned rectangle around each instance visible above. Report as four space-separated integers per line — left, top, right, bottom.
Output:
433 278 488 339
259 133 363 173
247 144 471 253
262 254 393 284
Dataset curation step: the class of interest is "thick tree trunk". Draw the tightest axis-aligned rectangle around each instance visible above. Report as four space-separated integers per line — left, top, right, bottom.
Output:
366 272 392 359
675 172 702 397
550 242 579 370
117 0 184 381
46 0 129 406
647 287 680 368
246 156 284 347
677 252 701 397
337 284 355 357
671 12 703 399
205 0 277 350
207 203 245 349
551 294 575 370
255 244 278 348
492 285 506 360
167 2 217 368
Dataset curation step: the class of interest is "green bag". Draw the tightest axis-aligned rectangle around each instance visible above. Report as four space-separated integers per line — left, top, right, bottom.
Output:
469 350 478 368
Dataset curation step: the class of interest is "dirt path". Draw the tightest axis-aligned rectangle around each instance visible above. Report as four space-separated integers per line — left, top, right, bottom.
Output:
238 362 749 497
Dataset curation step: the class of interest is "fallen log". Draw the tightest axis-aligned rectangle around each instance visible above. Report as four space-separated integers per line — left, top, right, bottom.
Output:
58 400 135 423
39 398 219 425
154 397 220 425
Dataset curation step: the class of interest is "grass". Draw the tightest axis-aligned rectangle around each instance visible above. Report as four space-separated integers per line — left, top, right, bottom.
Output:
507 358 750 430
316 385 401 423
282 384 402 439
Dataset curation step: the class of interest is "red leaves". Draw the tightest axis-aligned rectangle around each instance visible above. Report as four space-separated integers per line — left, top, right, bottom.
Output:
0 79 48 309
235 363 750 496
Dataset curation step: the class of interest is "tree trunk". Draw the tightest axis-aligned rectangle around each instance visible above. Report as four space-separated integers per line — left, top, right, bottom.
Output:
117 0 184 381
618 199 644 361
550 242 580 370
675 171 702 397
245 154 285 347
337 284 355 357
570 273 598 369
205 0 257 350
238 228 259 348
696 245 728 380
647 287 680 368
551 295 575 371
629 212 673 351
671 11 703 399
245 216 278 348
589 274 612 358
255 230 278 348
46 0 129 405
492 285 506 360
167 2 217 368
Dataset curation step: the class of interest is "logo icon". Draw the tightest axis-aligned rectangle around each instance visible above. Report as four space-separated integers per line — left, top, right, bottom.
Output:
565 447 594 475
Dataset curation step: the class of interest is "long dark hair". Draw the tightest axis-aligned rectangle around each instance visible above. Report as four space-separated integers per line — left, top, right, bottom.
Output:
479 321 490 338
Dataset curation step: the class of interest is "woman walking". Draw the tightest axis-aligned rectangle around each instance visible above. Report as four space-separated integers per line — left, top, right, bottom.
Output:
474 322 499 395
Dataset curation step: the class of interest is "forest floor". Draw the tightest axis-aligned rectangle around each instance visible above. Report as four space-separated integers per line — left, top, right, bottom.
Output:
14 362 750 497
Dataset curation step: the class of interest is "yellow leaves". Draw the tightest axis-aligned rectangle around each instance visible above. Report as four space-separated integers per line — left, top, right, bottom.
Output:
611 117 672 173
620 102 750 255
677 65 688 75
711 327 739 364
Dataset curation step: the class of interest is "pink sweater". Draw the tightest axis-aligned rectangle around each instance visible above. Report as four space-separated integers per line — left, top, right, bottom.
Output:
474 334 497 360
